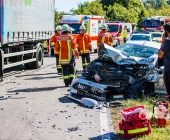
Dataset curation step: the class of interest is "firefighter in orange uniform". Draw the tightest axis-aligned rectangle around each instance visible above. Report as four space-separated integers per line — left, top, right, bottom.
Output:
55 24 79 87
50 25 62 74
76 25 92 70
97 24 113 50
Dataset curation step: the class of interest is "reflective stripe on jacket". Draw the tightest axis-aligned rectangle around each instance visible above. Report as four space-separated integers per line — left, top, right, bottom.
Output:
55 33 77 65
76 33 92 54
121 29 128 38
97 30 113 47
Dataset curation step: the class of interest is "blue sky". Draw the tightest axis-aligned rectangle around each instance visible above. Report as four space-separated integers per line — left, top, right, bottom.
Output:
55 0 93 12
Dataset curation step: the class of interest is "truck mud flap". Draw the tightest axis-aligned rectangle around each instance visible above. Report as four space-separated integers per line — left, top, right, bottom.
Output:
0 49 4 79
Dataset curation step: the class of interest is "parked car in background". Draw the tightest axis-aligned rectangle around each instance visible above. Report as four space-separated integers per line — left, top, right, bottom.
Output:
128 31 153 42
151 31 163 43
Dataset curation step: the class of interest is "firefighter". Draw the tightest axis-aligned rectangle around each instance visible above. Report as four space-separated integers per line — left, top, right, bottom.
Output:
121 26 128 43
76 25 92 70
97 24 113 50
55 24 79 87
50 25 62 74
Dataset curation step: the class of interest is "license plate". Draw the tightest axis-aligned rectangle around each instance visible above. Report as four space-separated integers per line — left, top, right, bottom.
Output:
113 95 123 99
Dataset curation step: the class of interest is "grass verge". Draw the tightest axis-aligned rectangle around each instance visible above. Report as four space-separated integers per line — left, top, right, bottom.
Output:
110 96 170 140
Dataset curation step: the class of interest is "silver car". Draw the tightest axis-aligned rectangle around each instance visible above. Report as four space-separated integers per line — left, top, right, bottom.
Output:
69 41 165 102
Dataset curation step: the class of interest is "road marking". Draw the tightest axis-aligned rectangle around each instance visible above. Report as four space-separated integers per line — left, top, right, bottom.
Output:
100 107 111 140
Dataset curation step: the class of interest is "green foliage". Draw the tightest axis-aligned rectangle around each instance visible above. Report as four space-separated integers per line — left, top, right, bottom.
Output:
70 0 106 17
106 0 148 28
54 0 170 28
55 11 68 27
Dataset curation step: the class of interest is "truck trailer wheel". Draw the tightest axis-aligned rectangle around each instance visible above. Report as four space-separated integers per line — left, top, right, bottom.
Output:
32 47 43 69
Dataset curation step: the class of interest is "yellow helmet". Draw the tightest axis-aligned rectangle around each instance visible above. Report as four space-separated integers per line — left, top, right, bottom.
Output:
100 24 108 30
79 25 86 30
62 24 70 32
56 25 62 31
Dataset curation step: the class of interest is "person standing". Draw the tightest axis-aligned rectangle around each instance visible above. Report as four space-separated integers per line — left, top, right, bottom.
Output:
76 25 92 70
121 26 128 43
158 23 170 97
55 24 79 87
50 25 62 74
97 24 113 50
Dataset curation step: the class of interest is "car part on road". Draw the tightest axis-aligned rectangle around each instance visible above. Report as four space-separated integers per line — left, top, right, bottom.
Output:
80 98 100 108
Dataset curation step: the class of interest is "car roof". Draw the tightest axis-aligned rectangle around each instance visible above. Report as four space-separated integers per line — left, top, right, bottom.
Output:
125 41 161 49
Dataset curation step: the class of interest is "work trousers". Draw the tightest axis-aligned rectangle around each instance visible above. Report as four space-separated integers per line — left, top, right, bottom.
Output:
55 54 62 74
81 53 90 70
123 38 127 43
163 71 170 96
62 56 75 86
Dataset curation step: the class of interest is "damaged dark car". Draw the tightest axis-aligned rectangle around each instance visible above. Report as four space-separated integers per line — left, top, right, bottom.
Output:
69 41 165 103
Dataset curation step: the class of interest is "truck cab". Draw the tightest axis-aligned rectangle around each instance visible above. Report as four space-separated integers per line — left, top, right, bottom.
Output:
106 22 132 46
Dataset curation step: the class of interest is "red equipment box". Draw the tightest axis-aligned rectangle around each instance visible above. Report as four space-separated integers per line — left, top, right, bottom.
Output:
121 106 147 122
119 119 151 138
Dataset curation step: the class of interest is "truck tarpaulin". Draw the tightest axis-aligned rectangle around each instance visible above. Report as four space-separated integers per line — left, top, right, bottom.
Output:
0 0 55 45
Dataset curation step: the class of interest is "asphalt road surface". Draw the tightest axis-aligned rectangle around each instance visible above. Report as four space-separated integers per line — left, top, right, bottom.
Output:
0 54 115 140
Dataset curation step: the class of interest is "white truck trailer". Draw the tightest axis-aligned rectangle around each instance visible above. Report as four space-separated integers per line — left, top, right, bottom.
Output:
0 0 55 81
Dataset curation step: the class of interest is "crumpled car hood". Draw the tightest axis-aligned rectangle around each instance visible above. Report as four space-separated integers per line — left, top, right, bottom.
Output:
100 43 158 66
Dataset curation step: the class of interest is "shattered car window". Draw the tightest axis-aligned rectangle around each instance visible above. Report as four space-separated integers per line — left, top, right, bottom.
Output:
115 43 158 58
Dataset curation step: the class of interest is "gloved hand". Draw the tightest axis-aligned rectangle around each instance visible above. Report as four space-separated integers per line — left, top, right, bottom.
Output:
74 51 79 59
51 42 55 46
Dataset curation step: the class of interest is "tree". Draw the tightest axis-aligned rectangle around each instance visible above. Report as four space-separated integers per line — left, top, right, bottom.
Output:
55 11 69 26
71 0 106 17
104 0 148 28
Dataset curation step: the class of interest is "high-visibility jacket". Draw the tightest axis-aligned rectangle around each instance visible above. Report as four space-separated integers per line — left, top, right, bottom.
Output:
76 33 92 54
121 29 128 38
50 33 60 55
55 33 77 65
97 30 113 47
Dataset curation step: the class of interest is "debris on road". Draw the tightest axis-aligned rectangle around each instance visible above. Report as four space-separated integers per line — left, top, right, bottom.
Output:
0 96 8 100
51 124 56 129
68 126 79 131
60 110 67 113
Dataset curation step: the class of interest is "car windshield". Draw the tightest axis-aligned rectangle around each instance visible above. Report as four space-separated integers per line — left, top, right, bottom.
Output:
152 33 162 38
107 25 119 32
130 35 151 41
115 43 158 58
58 23 81 34
144 20 160 27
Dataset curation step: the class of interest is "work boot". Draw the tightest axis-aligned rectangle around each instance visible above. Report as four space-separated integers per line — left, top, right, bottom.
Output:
64 79 70 87
57 69 62 75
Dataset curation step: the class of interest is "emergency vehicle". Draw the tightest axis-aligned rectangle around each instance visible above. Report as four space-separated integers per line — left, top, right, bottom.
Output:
106 21 132 46
58 15 105 53
143 16 170 31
